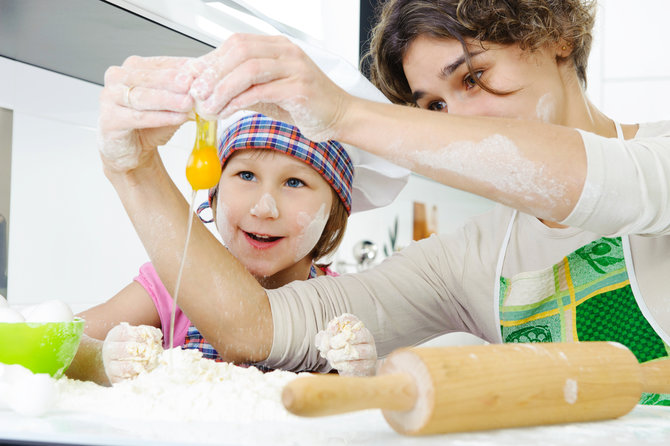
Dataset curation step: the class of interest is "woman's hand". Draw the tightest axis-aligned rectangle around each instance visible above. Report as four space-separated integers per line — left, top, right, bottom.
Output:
98 56 195 173
189 33 352 142
315 313 377 376
102 323 163 384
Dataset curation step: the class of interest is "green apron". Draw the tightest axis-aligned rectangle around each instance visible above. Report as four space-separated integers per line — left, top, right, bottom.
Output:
498 228 670 405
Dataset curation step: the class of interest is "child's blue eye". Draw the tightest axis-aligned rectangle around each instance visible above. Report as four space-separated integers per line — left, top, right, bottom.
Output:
286 178 305 188
239 171 255 181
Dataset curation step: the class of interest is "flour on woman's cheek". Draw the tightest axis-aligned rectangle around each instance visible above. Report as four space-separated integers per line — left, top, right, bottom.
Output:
294 204 328 261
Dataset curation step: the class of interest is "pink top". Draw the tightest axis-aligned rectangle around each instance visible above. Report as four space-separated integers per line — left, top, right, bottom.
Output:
134 262 338 350
134 262 191 349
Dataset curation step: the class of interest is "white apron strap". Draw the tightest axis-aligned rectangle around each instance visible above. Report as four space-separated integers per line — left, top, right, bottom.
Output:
493 209 518 343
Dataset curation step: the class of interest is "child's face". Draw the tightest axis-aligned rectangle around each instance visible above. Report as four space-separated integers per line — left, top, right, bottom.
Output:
214 150 334 279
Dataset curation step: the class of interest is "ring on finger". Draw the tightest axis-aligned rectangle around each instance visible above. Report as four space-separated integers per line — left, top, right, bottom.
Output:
124 85 136 107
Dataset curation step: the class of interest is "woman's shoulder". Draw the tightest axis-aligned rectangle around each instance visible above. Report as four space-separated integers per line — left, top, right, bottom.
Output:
635 120 670 138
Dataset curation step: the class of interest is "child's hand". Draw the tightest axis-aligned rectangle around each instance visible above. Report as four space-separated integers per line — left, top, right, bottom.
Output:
315 313 377 376
101 323 163 384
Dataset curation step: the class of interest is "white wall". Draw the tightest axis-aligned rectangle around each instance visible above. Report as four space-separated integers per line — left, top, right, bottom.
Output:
2 1 669 321
586 0 670 122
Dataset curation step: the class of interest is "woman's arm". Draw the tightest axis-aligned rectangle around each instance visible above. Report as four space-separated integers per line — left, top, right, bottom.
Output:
338 100 586 222
190 34 586 223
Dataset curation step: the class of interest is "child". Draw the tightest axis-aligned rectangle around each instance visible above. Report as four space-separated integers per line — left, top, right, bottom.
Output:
67 113 363 385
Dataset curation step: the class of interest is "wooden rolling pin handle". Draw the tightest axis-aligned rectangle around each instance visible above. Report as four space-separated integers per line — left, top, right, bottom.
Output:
282 373 417 417
641 359 670 394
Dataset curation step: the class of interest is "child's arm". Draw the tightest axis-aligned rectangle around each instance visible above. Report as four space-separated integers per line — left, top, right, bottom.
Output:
65 281 161 384
65 334 110 385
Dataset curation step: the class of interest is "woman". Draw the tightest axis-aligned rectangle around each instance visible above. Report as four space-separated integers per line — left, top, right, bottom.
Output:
98 0 669 404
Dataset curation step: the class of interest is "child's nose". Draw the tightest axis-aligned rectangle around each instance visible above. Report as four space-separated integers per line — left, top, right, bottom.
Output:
250 193 279 219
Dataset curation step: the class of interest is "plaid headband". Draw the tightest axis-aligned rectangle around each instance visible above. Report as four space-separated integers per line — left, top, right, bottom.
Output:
197 114 354 222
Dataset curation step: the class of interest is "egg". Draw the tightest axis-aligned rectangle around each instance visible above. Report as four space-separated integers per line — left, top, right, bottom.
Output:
0 306 25 323
22 299 74 323
0 363 56 416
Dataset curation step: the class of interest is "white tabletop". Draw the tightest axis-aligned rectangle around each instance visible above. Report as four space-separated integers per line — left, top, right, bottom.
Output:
1 405 669 446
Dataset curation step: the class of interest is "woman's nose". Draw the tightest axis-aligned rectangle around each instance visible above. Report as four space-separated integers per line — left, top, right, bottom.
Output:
249 193 279 219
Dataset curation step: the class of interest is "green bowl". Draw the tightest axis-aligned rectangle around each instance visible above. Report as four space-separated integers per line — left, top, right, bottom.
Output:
0 318 85 378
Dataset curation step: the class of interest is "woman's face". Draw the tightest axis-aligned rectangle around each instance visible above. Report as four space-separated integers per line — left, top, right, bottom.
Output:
402 35 568 123
214 150 333 280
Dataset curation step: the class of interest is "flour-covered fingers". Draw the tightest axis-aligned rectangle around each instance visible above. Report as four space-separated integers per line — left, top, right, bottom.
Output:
105 323 163 344
103 74 194 114
105 63 192 93
194 34 291 95
102 340 159 362
102 323 163 383
324 343 377 364
103 359 146 384
189 33 348 139
328 327 375 349
195 57 293 119
99 101 189 131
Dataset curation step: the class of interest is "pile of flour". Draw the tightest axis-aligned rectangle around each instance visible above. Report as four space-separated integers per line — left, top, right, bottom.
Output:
55 348 302 423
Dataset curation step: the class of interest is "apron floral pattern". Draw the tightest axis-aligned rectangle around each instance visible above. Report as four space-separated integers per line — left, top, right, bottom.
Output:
499 236 670 406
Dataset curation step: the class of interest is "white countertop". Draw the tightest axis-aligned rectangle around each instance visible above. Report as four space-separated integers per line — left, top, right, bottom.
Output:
1 405 669 446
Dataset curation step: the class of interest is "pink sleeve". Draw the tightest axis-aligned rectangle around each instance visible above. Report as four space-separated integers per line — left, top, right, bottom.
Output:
134 262 191 349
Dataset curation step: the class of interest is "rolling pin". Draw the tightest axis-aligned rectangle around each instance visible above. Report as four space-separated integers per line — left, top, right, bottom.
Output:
282 342 670 435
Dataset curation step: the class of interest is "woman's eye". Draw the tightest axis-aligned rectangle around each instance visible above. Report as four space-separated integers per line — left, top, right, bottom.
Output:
464 71 483 89
238 171 255 181
286 178 305 188
427 100 447 112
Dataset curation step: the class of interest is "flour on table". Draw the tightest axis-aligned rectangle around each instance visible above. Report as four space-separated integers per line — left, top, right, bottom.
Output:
56 348 302 423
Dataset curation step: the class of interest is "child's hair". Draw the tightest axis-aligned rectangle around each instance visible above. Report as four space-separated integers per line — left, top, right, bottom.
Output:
200 113 353 261
365 0 596 105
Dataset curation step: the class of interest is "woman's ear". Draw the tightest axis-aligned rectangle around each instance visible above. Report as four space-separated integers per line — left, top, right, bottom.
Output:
557 39 573 58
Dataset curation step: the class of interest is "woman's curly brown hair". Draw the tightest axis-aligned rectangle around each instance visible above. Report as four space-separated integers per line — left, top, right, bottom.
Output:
364 0 596 105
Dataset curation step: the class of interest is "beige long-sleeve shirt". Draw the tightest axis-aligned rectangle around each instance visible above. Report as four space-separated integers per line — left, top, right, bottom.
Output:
263 121 670 372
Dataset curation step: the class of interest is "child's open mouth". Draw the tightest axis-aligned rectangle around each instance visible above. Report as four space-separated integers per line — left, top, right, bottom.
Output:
246 232 281 242
244 231 283 249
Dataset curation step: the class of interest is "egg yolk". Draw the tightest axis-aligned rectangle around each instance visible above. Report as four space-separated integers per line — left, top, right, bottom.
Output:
186 115 220 190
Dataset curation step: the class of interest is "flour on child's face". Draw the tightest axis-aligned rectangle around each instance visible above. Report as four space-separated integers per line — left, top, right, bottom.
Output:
215 150 334 279
294 203 329 262
250 193 279 219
